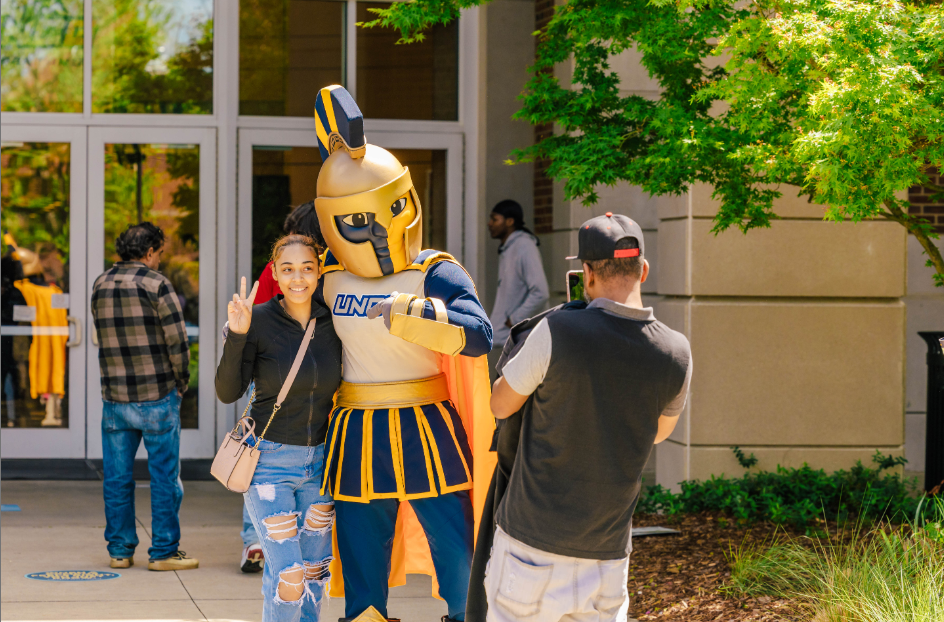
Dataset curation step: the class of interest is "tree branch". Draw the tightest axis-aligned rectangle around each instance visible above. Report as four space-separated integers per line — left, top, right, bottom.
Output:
883 200 944 286
920 181 944 194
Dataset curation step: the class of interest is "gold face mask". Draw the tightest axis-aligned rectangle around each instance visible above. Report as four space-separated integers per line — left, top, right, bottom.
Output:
315 145 423 278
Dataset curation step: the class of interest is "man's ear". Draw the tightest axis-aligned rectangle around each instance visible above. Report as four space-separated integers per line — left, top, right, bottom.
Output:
583 262 593 288
640 259 650 284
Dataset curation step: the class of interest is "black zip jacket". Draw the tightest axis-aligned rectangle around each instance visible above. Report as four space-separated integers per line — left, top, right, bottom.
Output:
215 296 342 447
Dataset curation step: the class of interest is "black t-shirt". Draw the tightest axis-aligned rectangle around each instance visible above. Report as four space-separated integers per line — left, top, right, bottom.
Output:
215 297 342 447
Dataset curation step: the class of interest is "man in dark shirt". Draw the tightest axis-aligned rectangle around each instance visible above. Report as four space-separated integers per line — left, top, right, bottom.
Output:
91 222 197 571
486 214 692 622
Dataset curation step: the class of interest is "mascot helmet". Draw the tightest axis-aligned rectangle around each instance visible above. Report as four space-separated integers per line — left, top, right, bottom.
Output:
314 85 422 277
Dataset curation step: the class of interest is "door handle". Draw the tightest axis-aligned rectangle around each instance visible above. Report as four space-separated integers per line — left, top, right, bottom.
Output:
91 322 99 347
66 315 82 347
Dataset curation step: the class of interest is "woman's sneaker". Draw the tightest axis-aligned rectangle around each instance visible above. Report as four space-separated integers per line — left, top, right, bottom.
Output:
240 543 264 573
148 551 199 571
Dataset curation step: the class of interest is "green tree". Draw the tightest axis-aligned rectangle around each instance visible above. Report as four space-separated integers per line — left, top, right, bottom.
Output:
366 0 944 286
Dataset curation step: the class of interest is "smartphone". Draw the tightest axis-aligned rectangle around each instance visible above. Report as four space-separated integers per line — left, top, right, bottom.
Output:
566 270 584 302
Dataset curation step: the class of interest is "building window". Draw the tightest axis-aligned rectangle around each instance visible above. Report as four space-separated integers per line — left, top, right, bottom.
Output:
251 146 447 279
389 149 447 250
240 0 345 117
1 142 73 428
356 2 458 121
92 0 214 114
103 143 202 428
1 0 85 113
251 146 323 277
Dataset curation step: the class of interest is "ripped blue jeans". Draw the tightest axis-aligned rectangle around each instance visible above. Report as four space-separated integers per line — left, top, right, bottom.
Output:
244 440 334 622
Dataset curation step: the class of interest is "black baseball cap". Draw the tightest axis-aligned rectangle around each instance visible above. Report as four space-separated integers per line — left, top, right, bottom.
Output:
566 212 644 261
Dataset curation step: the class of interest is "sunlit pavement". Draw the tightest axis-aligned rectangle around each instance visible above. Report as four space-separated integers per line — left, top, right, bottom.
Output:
0 481 447 622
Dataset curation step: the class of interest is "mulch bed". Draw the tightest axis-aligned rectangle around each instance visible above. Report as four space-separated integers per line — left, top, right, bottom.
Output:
629 513 802 621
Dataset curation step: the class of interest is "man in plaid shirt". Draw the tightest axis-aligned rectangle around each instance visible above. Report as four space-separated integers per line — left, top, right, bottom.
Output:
91 222 198 572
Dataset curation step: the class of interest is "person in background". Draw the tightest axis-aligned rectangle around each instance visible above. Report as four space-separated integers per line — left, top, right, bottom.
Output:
486 200 548 376
91 222 197 571
485 213 692 622
1 254 28 427
237 200 325 574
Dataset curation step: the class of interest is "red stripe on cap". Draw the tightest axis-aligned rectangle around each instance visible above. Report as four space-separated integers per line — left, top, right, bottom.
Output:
614 248 640 258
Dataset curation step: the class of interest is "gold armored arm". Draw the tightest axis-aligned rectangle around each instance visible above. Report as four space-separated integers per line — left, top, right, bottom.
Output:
387 293 466 357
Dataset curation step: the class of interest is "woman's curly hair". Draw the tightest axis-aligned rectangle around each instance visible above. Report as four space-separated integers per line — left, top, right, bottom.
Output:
115 222 165 262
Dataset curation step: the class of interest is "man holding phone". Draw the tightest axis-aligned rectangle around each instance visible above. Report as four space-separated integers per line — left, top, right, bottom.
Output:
485 213 692 622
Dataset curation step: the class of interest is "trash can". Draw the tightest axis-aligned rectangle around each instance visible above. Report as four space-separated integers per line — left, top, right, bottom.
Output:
918 332 944 492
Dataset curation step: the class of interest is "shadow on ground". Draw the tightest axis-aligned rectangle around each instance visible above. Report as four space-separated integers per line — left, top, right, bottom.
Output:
0 481 446 621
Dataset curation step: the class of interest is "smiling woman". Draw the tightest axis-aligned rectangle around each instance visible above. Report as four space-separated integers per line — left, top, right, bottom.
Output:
270 234 322 327
215 233 342 622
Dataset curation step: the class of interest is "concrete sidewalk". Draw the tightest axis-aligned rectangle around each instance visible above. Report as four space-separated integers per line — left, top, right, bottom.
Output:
0 481 447 622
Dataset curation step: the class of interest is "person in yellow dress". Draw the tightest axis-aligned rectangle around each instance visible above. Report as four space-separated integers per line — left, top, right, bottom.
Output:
13 248 68 426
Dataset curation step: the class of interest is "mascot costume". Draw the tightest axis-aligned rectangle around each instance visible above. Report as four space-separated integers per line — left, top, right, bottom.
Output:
313 85 495 622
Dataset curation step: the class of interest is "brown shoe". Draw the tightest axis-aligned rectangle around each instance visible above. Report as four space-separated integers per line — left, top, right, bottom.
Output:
110 557 133 569
148 550 199 571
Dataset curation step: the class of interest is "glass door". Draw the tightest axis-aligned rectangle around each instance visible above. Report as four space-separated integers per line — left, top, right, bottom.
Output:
1 126 88 458
86 126 217 459
237 128 463 281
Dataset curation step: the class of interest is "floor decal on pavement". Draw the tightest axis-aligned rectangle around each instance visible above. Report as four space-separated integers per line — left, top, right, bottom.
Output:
26 571 120 581
1 504 21 511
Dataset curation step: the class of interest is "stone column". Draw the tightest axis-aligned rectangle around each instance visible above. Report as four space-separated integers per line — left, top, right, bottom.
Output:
656 184 907 489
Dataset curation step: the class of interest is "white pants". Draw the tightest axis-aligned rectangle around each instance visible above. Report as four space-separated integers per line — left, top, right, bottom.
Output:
484 527 630 622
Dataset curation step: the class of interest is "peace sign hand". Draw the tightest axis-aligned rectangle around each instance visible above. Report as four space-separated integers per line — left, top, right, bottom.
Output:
227 277 259 335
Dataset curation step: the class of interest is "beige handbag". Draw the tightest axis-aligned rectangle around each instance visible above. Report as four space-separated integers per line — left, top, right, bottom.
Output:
210 318 317 493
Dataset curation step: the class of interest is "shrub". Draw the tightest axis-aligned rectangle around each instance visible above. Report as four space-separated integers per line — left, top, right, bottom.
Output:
638 451 930 531
724 501 944 620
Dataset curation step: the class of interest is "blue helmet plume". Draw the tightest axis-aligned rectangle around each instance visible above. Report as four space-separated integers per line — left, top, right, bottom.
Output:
314 85 366 162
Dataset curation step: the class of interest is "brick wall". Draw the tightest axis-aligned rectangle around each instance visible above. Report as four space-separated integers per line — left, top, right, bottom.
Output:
533 0 556 234
909 169 944 234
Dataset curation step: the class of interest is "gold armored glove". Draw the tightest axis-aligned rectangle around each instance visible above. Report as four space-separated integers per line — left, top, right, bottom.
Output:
374 293 466 356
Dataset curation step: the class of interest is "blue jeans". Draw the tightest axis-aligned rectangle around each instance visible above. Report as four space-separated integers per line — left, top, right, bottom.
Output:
241 382 260 547
335 491 474 621
244 440 334 622
102 389 183 561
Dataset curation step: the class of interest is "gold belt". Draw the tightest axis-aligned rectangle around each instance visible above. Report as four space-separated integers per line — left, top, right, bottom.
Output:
336 373 451 409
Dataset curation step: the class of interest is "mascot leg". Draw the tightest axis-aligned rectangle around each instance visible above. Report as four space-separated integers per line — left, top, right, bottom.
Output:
335 499 399 619
411 491 474 622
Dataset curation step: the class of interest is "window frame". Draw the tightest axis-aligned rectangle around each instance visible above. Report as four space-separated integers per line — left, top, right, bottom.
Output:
0 0 484 458
2 0 469 127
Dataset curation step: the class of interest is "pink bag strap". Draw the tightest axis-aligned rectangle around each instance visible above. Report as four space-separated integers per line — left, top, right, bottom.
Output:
257 318 316 442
